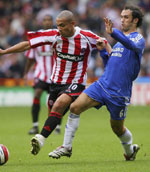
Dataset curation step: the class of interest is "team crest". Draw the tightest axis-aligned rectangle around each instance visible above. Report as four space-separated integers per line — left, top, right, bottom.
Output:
49 100 54 106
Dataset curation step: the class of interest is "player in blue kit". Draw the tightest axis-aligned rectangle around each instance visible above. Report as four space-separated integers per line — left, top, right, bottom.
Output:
49 5 145 161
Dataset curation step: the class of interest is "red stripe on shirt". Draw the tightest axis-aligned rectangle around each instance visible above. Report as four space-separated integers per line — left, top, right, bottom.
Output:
42 45 47 82
66 34 81 83
52 42 58 81
80 30 99 49
78 43 90 83
27 30 58 39
37 69 41 79
57 37 69 84
51 54 54 74
50 44 55 74
25 49 31 57
80 30 99 39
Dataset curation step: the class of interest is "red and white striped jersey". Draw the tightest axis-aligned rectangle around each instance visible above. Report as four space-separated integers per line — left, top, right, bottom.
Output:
27 26 101 85
24 44 55 83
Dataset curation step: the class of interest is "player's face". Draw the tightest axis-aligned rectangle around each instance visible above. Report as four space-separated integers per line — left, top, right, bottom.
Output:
56 18 75 37
120 9 135 33
42 16 53 30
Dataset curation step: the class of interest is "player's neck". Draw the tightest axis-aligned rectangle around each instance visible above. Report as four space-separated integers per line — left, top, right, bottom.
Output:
69 28 76 37
123 28 137 35
65 28 76 38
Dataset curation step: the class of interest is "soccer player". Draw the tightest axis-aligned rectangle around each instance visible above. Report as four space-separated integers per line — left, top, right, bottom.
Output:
24 15 63 135
49 5 145 161
0 10 111 155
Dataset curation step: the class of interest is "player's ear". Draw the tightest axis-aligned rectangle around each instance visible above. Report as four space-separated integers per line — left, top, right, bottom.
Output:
133 18 139 25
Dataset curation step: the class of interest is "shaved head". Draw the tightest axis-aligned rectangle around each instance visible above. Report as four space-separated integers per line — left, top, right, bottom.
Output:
56 10 76 37
57 10 75 22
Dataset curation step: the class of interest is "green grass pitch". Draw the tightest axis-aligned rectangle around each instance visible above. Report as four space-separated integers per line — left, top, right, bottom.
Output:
0 105 150 172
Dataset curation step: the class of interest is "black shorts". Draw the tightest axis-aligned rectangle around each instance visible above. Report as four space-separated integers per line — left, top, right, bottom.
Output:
33 79 50 93
48 83 85 108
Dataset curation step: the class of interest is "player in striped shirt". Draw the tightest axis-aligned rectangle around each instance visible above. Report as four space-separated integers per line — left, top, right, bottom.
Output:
49 6 145 161
23 15 62 135
0 10 111 156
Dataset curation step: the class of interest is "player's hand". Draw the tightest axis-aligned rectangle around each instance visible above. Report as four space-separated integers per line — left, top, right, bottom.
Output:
104 17 113 34
96 37 105 50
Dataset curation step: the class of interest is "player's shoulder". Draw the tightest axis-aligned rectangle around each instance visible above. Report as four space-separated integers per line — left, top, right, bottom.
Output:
76 26 99 39
129 32 145 43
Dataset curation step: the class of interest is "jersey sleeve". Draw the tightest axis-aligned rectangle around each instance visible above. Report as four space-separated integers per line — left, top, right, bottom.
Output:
80 30 100 48
111 28 145 54
27 29 58 48
24 49 35 59
99 48 109 67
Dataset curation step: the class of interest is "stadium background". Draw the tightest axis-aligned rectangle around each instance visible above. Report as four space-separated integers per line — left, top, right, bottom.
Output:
0 0 150 106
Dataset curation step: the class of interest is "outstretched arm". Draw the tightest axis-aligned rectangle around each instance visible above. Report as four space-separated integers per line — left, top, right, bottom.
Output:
111 28 144 54
104 17 145 54
0 41 30 56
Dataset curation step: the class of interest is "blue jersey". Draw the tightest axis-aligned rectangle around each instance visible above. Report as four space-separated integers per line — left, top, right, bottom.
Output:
98 28 145 102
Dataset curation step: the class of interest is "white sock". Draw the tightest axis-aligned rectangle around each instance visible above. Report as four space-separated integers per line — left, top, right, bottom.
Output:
119 128 133 156
63 112 80 149
33 122 38 127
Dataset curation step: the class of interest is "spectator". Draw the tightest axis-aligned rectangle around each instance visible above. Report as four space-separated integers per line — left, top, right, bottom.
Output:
0 0 149 80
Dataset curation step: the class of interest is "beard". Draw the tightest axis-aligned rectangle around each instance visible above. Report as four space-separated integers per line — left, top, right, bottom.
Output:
121 24 132 33
121 21 133 33
122 27 129 32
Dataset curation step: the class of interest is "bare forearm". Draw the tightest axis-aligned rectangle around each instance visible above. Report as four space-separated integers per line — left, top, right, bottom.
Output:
0 41 30 55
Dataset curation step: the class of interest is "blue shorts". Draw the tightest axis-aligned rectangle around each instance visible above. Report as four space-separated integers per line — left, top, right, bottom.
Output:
83 81 127 120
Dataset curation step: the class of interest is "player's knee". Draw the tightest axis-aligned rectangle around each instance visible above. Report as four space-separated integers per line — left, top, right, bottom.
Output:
70 102 80 114
34 89 43 98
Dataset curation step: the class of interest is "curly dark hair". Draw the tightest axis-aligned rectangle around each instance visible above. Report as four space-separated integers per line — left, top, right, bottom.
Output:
124 5 144 27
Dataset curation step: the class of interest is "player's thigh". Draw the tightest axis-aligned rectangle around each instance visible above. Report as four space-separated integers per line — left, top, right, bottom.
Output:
70 92 100 114
34 80 48 98
51 93 72 114
56 93 73 106
34 88 43 98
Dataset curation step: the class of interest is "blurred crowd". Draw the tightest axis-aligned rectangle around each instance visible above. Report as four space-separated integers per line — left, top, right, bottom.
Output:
0 0 150 81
